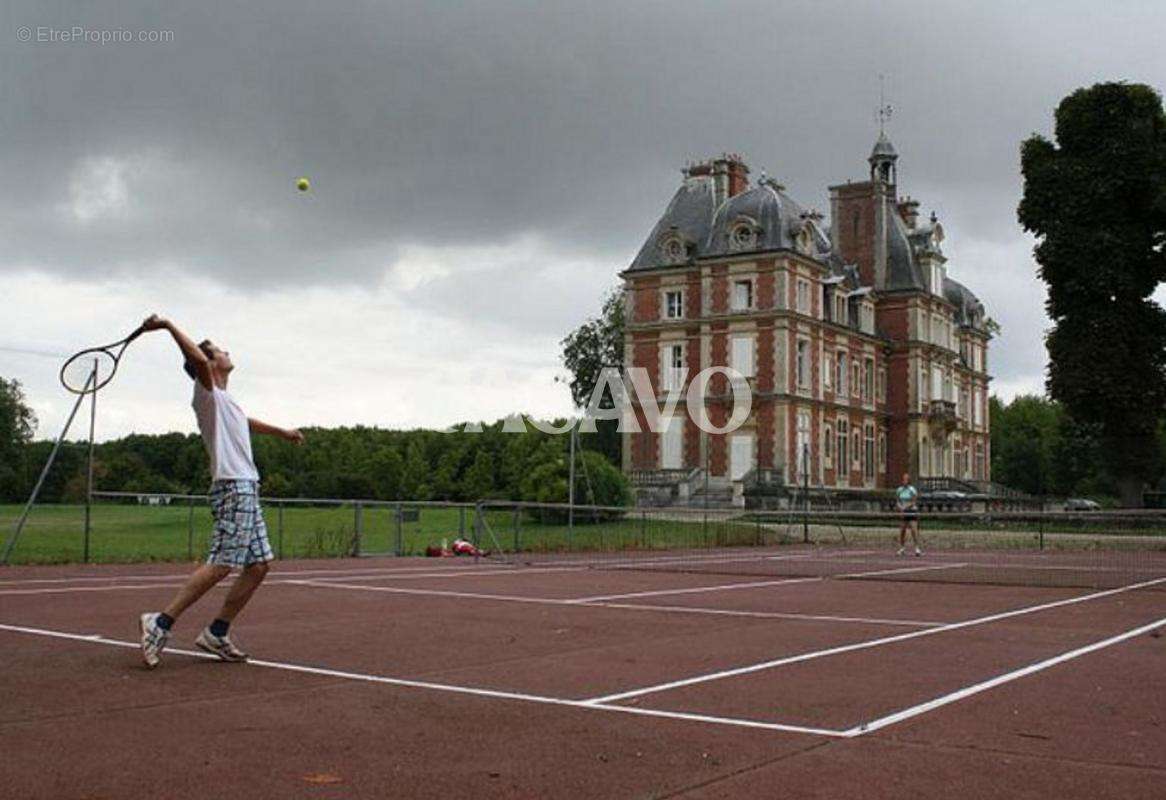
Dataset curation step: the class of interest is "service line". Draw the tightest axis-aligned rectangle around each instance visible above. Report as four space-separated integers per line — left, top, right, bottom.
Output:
583 576 1166 705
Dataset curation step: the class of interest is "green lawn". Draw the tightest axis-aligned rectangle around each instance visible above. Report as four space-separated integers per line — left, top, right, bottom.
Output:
0 502 766 565
0 502 475 564
3 502 1163 565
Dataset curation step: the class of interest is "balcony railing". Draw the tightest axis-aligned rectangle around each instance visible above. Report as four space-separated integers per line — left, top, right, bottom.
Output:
741 467 785 488
927 400 958 432
629 468 694 486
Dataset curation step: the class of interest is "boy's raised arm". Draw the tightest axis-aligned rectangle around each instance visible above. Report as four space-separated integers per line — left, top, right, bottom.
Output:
142 314 213 390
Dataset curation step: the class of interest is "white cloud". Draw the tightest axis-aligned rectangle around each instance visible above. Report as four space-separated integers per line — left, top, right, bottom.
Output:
0 244 588 441
64 156 132 223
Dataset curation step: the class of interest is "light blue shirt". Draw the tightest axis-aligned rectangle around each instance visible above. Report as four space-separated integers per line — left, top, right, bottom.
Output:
896 484 918 510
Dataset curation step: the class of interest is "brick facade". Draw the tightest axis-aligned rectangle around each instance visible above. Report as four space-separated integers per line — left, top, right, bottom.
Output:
620 146 992 493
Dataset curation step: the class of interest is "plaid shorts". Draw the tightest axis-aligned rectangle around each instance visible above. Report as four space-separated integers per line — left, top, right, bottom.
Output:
207 480 274 567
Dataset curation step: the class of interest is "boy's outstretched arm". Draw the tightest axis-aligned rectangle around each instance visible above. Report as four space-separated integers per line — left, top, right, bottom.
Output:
249 418 305 444
141 314 213 390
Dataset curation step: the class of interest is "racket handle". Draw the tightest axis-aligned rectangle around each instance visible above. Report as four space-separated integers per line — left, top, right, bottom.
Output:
125 324 148 343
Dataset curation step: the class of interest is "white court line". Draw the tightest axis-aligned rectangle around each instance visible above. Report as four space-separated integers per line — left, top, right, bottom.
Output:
845 614 1166 736
288 579 582 606
567 577 821 604
0 567 575 596
0 550 814 588
766 550 882 561
293 579 939 627
0 577 942 628
0 571 568 597
591 602 944 628
0 622 844 738
836 563 968 579
0 562 517 587
582 576 1166 705
0 583 200 597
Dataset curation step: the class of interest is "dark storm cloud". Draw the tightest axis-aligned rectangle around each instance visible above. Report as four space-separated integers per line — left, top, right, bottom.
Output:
4 0 1159 288
2 0 1164 411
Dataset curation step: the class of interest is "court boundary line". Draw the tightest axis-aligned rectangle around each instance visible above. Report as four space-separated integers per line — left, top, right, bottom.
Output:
566 577 820 603
0 576 944 627
835 563 968 579
4 545 1156 587
564 562 973 605
0 551 821 587
0 622 846 738
0 563 521 586
591 601 947 628
3 606 1162 740
844 614 1166 735
583 576 1166 704
289 579 942 628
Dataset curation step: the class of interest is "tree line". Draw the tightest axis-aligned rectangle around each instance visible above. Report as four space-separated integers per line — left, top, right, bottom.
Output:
0 378 630 507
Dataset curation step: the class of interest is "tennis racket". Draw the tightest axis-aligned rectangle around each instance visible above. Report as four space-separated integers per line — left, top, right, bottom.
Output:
59 325 147 395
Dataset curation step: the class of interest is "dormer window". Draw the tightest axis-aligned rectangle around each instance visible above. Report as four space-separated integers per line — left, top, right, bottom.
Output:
732 279 754 311
729 221 758 251
659 234 688 265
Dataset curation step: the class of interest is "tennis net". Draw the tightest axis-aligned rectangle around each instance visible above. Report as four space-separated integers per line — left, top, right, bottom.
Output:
475 502 1166 590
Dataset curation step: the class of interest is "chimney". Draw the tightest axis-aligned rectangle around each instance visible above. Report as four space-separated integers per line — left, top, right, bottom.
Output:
699 154 749 207
723 154 749 198
897 196 921 229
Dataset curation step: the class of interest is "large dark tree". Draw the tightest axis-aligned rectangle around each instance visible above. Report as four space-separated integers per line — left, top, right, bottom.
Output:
1019 82 1166 506
560 287 625 465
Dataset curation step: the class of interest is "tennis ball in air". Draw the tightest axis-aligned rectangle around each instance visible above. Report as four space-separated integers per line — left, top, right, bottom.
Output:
296 177 310 192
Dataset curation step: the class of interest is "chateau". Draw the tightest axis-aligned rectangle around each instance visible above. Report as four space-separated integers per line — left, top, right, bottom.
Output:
621 134 993 505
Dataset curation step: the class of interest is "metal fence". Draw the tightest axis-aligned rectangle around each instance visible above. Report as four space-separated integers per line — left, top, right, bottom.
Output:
3 492 1166 572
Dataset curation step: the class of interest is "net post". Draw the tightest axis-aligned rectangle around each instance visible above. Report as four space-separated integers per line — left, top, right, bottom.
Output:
186 496 195 560
472 503 482 549
394 502 404 556
568 426 576 548
353 501 363 557
83 358 97 563
512 505 520 554
802 444 810 544
639 509 646 548
277 501 284 559
459 506 466 539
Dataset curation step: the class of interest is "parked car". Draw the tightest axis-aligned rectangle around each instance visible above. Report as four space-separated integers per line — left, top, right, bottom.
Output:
922 490 971 511
1065 498 1100 511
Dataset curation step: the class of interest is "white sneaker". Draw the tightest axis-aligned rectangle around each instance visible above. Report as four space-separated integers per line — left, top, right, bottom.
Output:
195 628 249 662
139 612 170 669
915 548 923 557
896 547 905 556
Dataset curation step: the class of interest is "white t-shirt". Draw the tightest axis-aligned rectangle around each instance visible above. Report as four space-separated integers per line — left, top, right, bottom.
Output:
192 381 259 482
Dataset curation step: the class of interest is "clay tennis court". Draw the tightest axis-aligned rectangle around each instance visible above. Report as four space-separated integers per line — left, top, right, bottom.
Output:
1 551 1163 799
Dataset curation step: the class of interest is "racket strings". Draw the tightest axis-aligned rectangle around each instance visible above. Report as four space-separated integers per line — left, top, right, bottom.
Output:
60 350 119 394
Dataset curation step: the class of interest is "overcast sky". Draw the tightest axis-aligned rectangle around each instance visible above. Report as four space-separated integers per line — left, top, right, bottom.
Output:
1 1 1164 442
